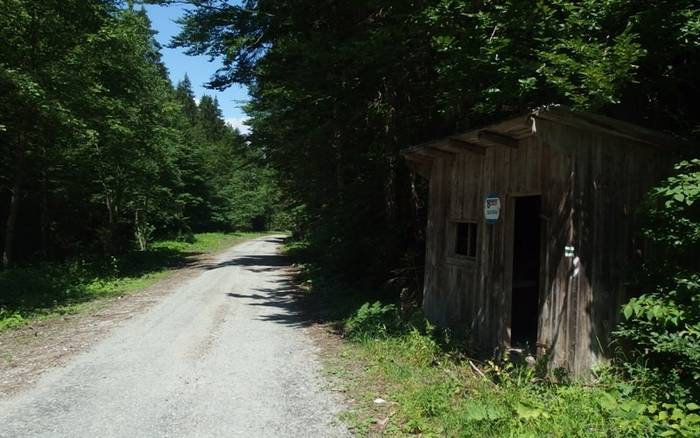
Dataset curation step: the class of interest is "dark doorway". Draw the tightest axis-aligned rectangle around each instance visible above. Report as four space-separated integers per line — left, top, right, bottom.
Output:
511 196 541 351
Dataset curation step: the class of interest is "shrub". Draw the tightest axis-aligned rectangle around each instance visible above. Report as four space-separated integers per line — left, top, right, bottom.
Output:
613 159 700 404
339 298 700 436
344 301 402 340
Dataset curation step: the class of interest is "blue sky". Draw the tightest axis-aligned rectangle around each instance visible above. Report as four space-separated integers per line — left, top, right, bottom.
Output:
144 3 250 132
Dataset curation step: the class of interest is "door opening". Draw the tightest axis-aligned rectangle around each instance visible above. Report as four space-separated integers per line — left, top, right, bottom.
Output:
511 196 541 352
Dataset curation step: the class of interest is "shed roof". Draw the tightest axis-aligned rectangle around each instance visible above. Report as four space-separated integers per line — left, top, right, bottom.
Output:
402 105 686 170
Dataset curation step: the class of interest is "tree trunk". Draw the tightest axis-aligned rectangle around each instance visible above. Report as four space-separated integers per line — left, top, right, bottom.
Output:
134 209 147 251
2 146 26 268
40 162 49 259
384 154 397 227
104 195 115 254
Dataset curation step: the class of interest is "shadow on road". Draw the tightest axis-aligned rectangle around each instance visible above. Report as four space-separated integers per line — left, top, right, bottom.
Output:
226 276 326 328
197 236 289 272
201 254 289 271
216 236 328 328
219 235 373 332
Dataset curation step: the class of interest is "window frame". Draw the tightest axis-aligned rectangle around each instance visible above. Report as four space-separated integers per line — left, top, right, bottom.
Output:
448 220 478 263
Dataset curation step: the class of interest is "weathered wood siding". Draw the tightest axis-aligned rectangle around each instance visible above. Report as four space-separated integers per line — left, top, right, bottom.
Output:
423 157 453 326
537 120 670 375
421 121 673 375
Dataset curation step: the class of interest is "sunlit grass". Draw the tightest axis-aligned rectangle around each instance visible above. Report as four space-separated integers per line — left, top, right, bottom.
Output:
0 232 264 332
324 301 675 437
286 251 697 437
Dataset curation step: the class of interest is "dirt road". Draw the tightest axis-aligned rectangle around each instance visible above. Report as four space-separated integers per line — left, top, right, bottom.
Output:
0 235 348 437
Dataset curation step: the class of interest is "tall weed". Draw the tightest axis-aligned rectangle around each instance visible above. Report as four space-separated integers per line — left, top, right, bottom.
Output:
340 302 700 437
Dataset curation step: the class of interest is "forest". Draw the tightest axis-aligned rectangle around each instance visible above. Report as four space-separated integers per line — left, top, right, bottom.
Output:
0 0 280 267
1 0 699 436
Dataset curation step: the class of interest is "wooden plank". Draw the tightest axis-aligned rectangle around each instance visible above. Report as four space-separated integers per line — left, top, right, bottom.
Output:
448 138 487 155
479 129 519 149
539 127 575 371
464 153 482 220
433 142 471 155
457 154 465 219
535 107 692 150
423 159 441 323
417 148 455 160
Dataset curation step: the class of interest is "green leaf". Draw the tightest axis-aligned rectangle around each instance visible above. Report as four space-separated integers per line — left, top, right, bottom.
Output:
515 403 545 419
623 305 633 319
597 392 619 411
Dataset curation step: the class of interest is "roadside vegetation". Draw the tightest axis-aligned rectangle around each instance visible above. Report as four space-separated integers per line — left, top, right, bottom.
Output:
331 301 699 437
288 157 700 437
0 232 262 332
292 268 700 437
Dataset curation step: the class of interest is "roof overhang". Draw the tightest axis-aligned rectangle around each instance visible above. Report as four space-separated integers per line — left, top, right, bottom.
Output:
401 105 688 175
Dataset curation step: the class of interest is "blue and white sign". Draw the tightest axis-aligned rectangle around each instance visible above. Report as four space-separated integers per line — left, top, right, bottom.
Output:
484 193 501 224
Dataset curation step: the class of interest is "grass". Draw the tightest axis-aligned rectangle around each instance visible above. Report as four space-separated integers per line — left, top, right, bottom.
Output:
333 326 617 437
284 242 700 437
150 232 261 253
0 232 264 332
325 301 700 437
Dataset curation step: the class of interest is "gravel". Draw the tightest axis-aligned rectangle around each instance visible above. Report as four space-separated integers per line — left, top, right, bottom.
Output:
0 235 348 437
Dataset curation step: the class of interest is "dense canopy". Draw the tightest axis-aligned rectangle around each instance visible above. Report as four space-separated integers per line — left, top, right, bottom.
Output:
0 0 280 265
169 0 699 279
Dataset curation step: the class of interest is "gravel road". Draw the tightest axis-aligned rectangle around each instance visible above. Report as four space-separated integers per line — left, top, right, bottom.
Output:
0 235 348 437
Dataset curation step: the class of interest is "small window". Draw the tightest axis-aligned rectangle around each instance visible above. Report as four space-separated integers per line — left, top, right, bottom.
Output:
454 222 478 258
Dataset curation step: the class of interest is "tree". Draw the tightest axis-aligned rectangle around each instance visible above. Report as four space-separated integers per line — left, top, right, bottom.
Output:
56 8 180 252
175 75 198 125
172 0 699 285
0 0 280 265
0 0 113 266
172 0 443 279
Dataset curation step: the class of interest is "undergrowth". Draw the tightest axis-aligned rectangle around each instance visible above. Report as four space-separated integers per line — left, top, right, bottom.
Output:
0 232 260 331
337 301 700 437
288 239 700 436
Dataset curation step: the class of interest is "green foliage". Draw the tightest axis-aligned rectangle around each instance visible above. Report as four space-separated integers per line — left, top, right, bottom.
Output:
427 0 648 116
600 394 700 437
0 1 279 266
173 0 700 286
151 232 258 253
345 301 402 340
0 254 174 331
613 159 700 403
337 301 700 436
0 232 258 332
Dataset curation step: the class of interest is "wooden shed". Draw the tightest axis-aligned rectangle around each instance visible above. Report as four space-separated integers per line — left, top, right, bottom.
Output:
402 106 680 376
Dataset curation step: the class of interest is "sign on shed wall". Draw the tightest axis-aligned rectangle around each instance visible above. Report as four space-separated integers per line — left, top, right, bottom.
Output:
484 193 501 224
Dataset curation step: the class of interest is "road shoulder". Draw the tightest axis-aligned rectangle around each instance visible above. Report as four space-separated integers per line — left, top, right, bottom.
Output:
0 242 249 396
